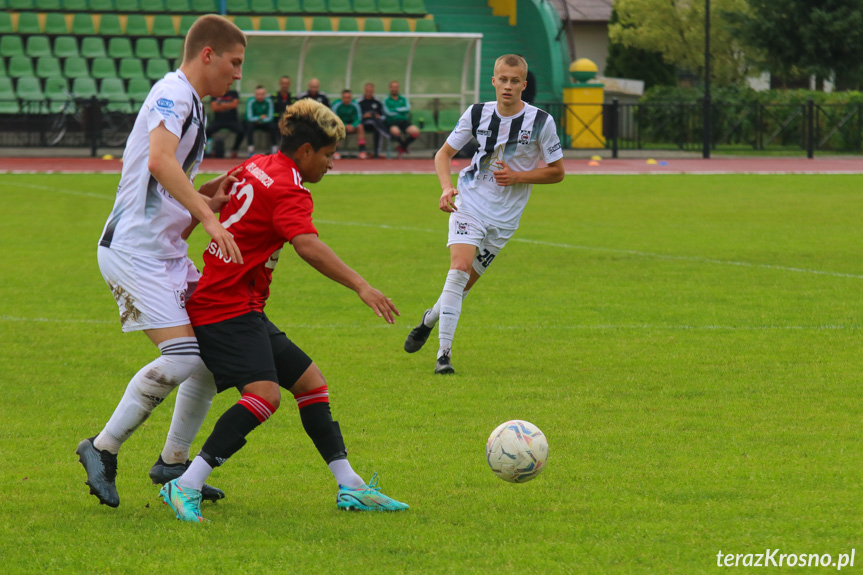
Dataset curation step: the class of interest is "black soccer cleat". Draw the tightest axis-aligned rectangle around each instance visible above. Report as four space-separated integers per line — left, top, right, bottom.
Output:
404 309 433 353
434 352 455 375
76 437 120 508
149 455 225 502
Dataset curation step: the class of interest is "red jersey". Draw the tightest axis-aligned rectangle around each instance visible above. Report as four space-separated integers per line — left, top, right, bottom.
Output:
187 153 318 326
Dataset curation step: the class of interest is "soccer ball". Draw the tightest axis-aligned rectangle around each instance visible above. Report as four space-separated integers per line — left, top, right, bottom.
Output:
486 420 549 483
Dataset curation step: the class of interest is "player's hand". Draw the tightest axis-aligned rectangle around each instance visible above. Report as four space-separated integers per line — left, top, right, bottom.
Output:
493 162 519 186
199 168 242 212
357 285 400 324
202 218 244 265
439 186 459 212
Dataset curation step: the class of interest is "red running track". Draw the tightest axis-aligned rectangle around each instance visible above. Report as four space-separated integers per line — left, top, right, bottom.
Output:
2 155 863 174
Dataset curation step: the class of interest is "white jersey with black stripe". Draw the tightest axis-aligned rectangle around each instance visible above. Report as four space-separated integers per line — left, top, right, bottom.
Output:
446 101 563 229
99 70 207 259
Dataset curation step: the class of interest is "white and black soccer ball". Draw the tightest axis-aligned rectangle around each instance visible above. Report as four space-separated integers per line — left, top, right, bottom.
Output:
486 420 549 483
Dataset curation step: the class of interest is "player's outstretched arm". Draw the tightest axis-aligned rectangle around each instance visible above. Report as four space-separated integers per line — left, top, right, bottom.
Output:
291 233 399 323
492 158 565 187
149 125 243 264
435 142 459 212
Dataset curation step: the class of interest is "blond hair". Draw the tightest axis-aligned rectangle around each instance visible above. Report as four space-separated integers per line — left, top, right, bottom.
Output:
278 99 345 152
494 54 528 76
183 15 247 63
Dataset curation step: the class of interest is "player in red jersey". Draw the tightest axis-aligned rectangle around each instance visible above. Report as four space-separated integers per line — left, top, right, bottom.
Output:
159 99 408 522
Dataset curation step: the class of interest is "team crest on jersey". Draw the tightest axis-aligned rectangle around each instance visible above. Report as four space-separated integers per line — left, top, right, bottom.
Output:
174 288 187 309
518 130 531 144
456 221 469 235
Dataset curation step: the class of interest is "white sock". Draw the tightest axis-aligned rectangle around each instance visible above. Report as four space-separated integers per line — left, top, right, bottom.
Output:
426 288 470 327
437 269 470 356
177 455 213 491
160 363 216 465
94 338 202 454
329 458 365 489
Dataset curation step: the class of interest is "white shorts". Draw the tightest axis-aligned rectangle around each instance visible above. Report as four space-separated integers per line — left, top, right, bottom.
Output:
447 210 516 276
97 246 201 333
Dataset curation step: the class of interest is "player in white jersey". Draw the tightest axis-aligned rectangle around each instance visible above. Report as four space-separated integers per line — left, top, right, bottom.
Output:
76 15 247 508
404 54 565 374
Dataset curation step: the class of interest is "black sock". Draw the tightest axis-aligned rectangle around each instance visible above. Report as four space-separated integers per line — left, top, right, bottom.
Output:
199 399 271 468
299 402 347 464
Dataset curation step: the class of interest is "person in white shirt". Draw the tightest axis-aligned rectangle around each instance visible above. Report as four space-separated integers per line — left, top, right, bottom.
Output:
77 14 247 508
403 54 565 374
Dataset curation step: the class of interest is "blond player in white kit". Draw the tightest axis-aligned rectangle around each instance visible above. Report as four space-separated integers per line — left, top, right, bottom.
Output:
404 54 565 374
76 15 247 508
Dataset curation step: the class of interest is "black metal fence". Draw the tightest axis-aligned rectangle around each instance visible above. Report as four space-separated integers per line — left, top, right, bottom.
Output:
543 99 863 157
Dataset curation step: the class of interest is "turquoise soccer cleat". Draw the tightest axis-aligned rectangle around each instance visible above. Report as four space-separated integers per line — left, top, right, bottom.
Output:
336 473 409 512
160 479 207 523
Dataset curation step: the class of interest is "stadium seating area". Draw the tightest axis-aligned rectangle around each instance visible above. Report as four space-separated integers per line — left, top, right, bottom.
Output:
0 0 435 114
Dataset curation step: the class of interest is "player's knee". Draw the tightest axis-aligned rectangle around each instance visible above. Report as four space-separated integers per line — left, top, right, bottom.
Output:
243 381 282 411
290 363 326 397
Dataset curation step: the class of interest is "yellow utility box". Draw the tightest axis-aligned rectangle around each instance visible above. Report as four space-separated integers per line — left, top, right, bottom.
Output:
563 58 605 148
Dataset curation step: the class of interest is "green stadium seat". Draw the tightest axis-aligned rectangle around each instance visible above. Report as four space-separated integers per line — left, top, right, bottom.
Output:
80 37 107 58
362 17 384 31
99 14 123 35
91 57 117 79
284 16 306 30
310 16 332 31
26 36 53 58
135 37 160 59
190 0 216 11
178 14 197 35
328 0 350 13
377 0 402 14
414 17 435 32
0 59 6 77
226 0 249 11
8 0 35 9
44 13 70 35
167 0 190 12
401 0 424 14
0 78 20 114
114 0 139 10
16 76 45 113
139 0 164 10
303 0 325 12
118 57 145 79
145 57 170 80
127 76 151 105
99 77 132 112
250 0 273 12
108 37 134 59
53 36 80 58
43 75 69 112
152 15 177 36
17 14 42 35
436 108 460 131
8 56 34 78
61 0 88 9
71 14 96 36
71 76 98 98
0 13 12 35
35 56 62 78
232 15 254 31
63 56 89 79
337 16 358 31
388 17 410 32
161 37 183 60
125 15 149 35
35 0 62 10
89 0 114 10
352 0 376 13
276 0 301 11
0 36 25 58
258 16 280 30
416 111 438 131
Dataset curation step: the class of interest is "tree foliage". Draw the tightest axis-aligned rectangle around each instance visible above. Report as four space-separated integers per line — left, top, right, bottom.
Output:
605 7 677 89
609 0 750 85
727 0 863 87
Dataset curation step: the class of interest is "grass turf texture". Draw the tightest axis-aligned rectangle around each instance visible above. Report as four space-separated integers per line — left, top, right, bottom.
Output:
1 172 862 573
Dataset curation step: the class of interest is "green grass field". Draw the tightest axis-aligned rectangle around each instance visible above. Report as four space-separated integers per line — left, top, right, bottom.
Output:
2 171 863 574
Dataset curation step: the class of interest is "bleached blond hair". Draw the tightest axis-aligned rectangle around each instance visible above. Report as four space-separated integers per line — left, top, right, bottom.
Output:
278 98 345 152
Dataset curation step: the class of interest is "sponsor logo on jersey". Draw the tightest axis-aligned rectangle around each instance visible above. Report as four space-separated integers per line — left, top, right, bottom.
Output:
477 129 492 137
155 98 179 119
547 142 561 154
156 98 174 109
519 130 531 144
